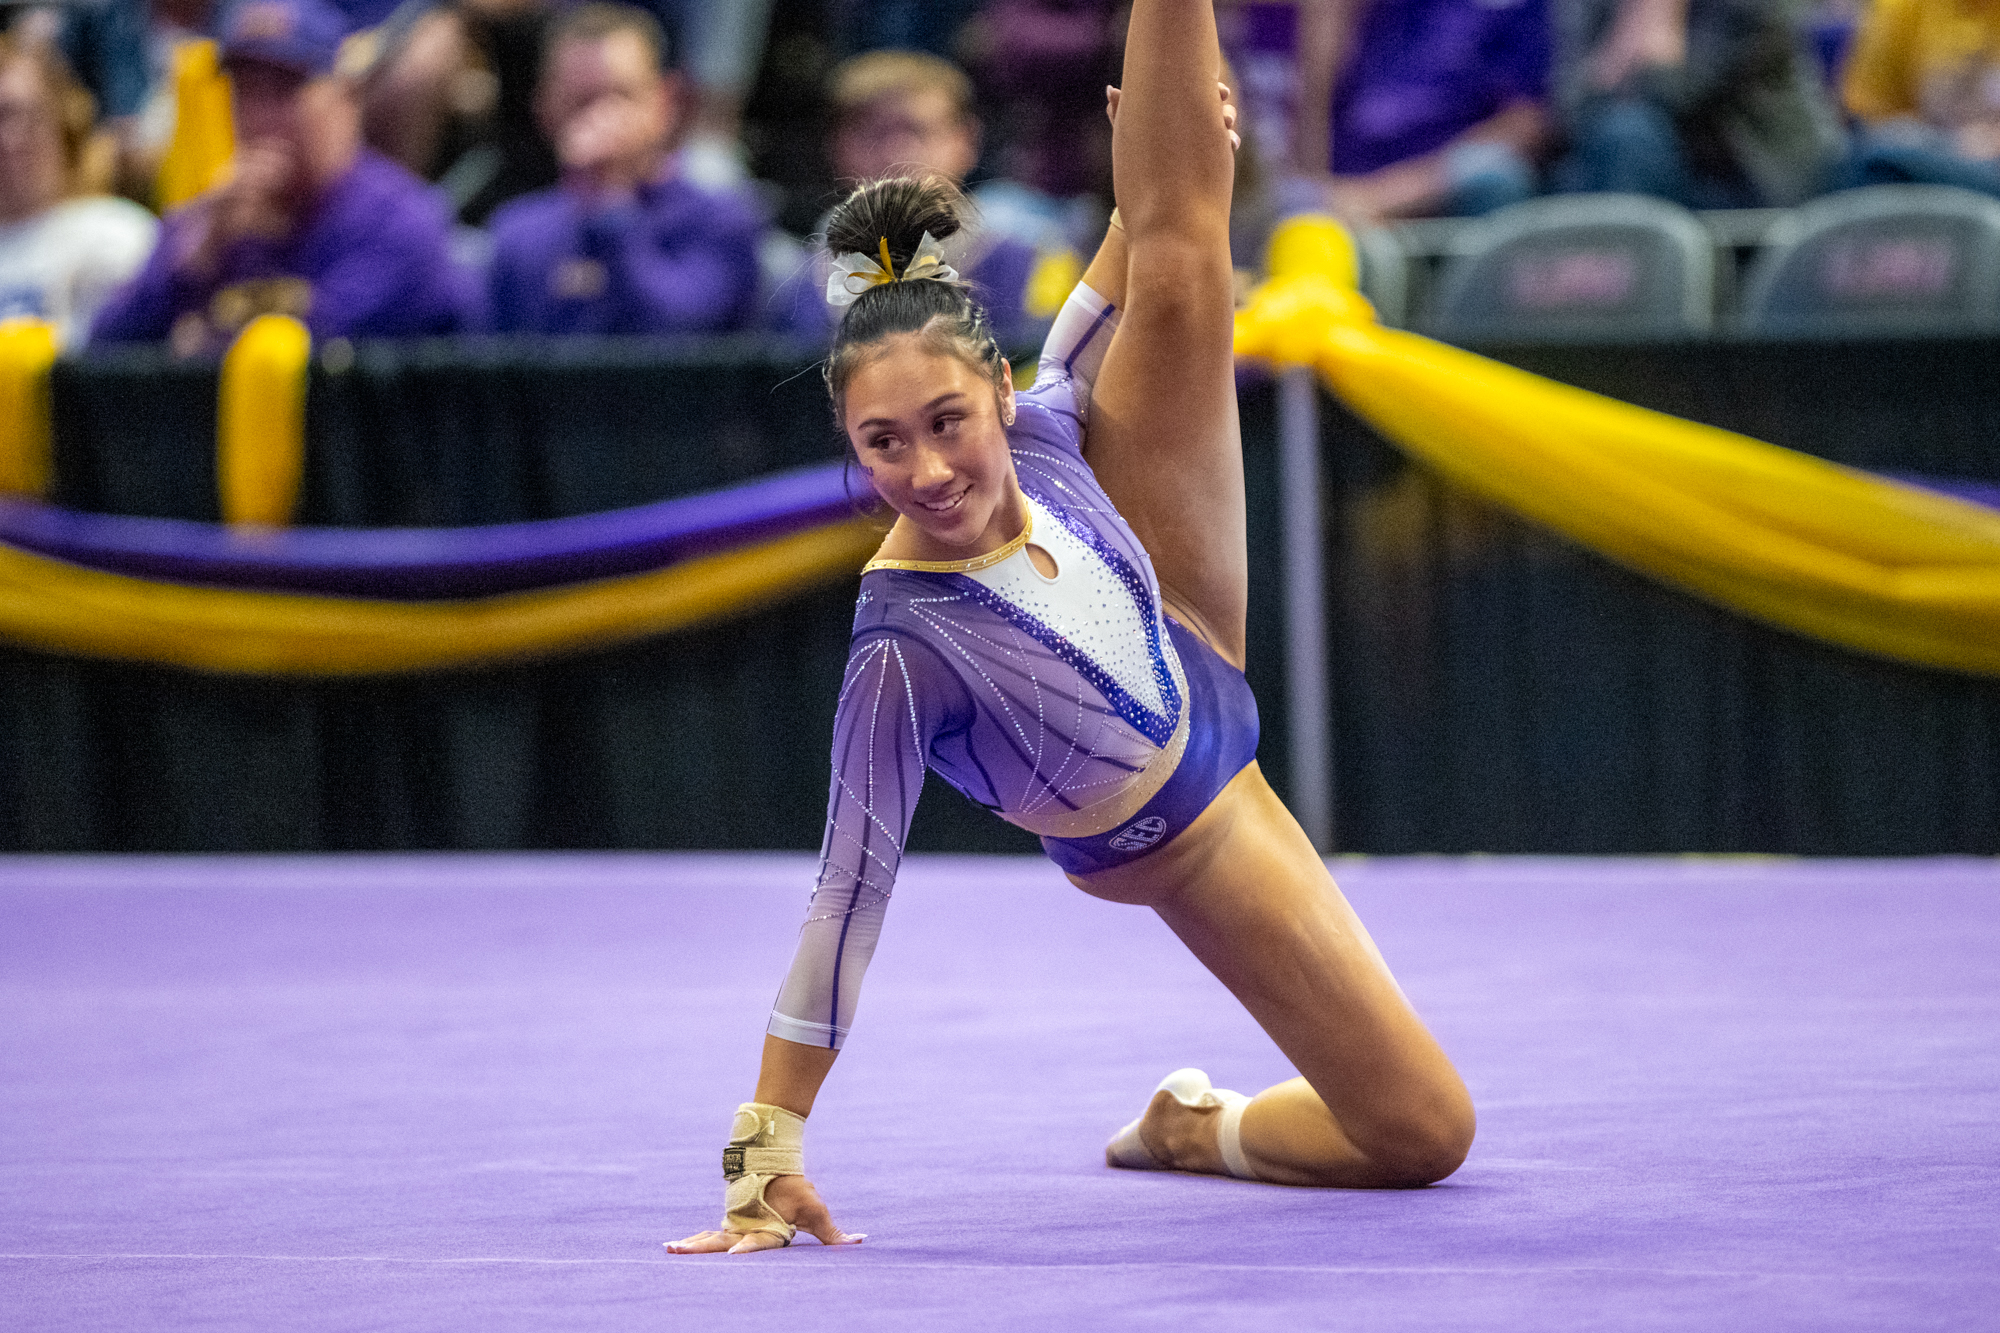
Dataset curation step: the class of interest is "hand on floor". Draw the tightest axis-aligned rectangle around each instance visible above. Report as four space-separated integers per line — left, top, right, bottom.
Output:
665 1174 864 1255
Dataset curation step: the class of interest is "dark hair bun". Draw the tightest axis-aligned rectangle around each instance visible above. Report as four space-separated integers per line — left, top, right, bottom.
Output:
821 173 1004 417
825 174 966 276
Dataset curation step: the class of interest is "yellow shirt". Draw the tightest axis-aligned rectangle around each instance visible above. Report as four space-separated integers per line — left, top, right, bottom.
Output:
1843 0 2000 125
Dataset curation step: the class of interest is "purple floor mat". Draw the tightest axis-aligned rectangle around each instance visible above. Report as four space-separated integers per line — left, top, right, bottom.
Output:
2 854 1995 1331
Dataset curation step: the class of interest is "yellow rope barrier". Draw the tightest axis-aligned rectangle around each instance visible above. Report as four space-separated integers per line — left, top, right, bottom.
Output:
0 319 58 499
0 517 882 676
218 315 311 527
1238 214 2000 677
0 309 882 676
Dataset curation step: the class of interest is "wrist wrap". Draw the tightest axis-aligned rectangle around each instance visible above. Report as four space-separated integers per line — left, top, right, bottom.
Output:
721 1102 806 1243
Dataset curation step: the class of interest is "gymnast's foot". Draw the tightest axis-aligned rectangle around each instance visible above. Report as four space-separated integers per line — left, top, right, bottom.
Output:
1106 1068 1251 1178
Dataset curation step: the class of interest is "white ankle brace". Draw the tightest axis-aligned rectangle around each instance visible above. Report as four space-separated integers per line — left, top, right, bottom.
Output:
721 1102 806 1244
1213 1091 1259 1181
1106 1069 1262 1181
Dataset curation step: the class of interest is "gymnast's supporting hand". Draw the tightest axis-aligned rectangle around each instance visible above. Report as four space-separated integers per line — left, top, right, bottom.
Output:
666 1036 864 1254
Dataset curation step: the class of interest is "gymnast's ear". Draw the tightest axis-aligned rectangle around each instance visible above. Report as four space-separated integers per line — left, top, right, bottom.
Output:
997 358 1016 426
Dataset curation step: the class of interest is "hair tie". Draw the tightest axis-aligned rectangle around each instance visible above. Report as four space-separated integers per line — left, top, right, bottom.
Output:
827 231 963 308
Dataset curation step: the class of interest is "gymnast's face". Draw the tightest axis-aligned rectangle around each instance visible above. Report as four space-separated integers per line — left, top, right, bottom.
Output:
843 334 1020 556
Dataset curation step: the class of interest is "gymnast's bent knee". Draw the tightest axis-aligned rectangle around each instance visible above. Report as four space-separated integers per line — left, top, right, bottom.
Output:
1345 1100 1477 1189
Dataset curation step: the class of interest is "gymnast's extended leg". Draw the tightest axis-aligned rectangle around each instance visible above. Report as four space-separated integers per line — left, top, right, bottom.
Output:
1081 0 1245 665
1075 0 1474 1188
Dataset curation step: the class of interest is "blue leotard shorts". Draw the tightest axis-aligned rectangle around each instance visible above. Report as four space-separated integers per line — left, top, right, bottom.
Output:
1041 618 1260 876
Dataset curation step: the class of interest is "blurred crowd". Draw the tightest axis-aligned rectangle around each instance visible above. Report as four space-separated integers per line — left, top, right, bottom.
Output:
2 0 1998 352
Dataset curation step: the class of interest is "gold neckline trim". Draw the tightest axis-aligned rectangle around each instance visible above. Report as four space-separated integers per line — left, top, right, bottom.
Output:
862 500 1035 574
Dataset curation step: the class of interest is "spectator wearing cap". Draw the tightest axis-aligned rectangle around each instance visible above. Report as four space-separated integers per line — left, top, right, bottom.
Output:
768 49 1067 344
1291 0 1554 223
483 3 764 335
1837 0 2000 195
0 35 156 347
92 0 469 352
1551 0 1845 208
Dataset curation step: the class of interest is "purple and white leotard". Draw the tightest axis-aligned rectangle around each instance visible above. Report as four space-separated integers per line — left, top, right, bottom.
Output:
768 283 1260 1050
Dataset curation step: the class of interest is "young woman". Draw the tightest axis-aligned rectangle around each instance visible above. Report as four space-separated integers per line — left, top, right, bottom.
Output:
669 0 1474 1255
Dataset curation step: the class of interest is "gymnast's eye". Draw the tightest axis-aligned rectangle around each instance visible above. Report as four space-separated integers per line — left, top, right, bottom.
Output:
933 414 962 436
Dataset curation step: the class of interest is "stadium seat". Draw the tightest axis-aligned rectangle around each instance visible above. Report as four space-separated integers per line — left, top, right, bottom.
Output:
1425 194 1715 343
1352 223 1410 328
1739 184 2000 337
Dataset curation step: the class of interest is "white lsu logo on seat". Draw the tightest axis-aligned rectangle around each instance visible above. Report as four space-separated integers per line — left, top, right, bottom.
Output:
1108 816 1168 853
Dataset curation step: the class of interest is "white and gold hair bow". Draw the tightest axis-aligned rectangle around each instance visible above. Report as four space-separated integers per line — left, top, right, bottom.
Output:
826 231 962 308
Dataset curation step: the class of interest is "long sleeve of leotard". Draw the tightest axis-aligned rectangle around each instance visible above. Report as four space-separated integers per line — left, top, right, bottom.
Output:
1036 279 1119 419
768 627 962 1049
766 278 1120 1052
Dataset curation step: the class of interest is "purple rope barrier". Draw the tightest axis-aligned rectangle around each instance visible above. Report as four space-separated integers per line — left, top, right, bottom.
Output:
0 462 867 600
1886 473 2000 511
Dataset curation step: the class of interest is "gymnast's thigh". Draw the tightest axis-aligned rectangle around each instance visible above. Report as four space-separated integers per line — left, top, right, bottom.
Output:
1069 762 1408 1034
1072 764 1462 1128
1083 248 1249 668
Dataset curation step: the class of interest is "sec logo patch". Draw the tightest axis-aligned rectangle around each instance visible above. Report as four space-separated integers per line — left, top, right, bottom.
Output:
1109 815 1168 852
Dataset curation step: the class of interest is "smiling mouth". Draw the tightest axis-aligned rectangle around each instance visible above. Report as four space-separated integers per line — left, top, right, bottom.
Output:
916 486 972 515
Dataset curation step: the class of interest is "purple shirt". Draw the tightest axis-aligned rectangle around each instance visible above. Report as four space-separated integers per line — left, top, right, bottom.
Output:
92 150 469 346
1330 0 1550 176
485 172 764 335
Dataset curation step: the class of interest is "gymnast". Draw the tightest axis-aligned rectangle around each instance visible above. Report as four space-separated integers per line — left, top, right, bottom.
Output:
668 0 1473 1255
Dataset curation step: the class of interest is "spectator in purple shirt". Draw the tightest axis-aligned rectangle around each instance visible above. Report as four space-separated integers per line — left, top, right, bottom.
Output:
92 0 469 353
483 3 763 336
1293 0 1554 223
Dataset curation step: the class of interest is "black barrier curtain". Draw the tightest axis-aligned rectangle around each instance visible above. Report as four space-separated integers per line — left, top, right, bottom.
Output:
3 336 1996 853
1316 337 2000 854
